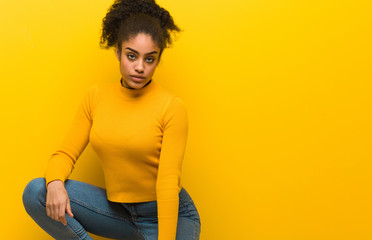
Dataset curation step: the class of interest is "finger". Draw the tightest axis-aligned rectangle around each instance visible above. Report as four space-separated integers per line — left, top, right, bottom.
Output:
46 195 50 217
49 203 56 220
58 204 67 225
66 199 74 218
46 202 51 217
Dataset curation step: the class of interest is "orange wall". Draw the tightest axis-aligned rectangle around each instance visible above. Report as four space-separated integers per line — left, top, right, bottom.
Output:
1 0 371 239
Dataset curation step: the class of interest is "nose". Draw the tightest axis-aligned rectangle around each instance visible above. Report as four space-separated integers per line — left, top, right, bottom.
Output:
135 59 144 73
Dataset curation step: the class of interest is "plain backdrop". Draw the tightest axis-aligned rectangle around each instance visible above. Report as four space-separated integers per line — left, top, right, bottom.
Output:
1 0 372 239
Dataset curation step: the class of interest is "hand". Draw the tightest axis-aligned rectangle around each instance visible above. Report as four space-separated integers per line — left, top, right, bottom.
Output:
46 180 74 225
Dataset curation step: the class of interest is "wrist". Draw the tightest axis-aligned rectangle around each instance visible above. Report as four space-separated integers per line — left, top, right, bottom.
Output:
47 179 64 189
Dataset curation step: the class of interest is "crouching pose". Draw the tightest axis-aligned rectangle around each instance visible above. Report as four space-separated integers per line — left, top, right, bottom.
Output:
22 0 201 239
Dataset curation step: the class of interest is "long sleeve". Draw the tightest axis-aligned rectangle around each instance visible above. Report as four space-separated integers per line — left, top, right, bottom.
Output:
156 96 189 240
44 85 97 187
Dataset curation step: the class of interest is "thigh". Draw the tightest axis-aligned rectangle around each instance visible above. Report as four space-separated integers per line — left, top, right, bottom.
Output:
64 179 145 240
177 187 201 240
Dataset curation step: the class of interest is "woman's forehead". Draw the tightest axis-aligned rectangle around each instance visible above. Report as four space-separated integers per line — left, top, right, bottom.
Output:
121 33 160 53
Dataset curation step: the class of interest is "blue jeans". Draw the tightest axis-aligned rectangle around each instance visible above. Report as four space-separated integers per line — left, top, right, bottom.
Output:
22 178 201 240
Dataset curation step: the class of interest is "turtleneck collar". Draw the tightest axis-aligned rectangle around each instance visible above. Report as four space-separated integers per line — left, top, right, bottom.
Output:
117 78 158 99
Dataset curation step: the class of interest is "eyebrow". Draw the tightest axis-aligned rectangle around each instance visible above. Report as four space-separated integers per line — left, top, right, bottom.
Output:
125 47 158 55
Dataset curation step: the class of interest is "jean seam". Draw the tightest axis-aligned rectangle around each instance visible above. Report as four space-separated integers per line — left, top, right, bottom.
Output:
65 223 83 240
131 218 147 240
194 221 201 240
136 227 149 240
193 221 196 240
69 198 133 224
39 200 83 239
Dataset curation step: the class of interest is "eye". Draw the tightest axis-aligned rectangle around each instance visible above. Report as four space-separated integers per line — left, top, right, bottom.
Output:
146 57 155 63
127 54 136 60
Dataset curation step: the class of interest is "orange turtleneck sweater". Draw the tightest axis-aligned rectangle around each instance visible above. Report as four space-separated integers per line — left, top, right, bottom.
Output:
44 79 188 240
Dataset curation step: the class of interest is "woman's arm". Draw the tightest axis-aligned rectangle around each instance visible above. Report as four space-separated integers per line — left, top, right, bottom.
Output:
156 96 189 240
44 85 97 224
44 84 98 186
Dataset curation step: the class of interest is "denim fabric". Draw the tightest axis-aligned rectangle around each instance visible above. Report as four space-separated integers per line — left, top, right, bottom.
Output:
22 178 201 240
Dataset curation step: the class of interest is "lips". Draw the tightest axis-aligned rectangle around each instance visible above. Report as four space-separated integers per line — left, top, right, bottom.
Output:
130 75 146 82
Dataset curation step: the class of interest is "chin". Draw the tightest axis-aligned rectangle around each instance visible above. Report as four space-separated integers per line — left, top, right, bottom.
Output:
130 81 146 89
123 79 143 89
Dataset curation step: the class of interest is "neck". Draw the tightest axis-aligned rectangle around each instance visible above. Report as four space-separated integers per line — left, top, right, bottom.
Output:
118 78 157 99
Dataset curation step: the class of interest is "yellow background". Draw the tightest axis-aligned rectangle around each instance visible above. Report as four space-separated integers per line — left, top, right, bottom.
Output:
1 0 371 239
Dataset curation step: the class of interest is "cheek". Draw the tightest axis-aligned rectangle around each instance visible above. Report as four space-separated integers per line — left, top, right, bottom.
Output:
120 62 131 74
148 65 157 74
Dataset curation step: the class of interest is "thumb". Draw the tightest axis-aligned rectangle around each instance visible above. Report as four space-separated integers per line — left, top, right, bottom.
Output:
66 198 74 218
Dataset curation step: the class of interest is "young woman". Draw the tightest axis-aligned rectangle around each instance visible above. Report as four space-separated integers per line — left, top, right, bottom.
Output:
22 0 201 239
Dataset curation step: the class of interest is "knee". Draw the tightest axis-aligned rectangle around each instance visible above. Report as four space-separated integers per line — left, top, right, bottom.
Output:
22 178 46 210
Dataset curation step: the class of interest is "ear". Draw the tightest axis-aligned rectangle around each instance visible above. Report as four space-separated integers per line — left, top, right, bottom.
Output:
115 48 120 61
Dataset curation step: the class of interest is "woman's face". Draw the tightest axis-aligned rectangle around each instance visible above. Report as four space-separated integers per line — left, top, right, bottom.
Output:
116 33 160 89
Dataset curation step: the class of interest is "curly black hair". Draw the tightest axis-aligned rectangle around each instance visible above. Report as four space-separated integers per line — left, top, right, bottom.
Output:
100 0 181 60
